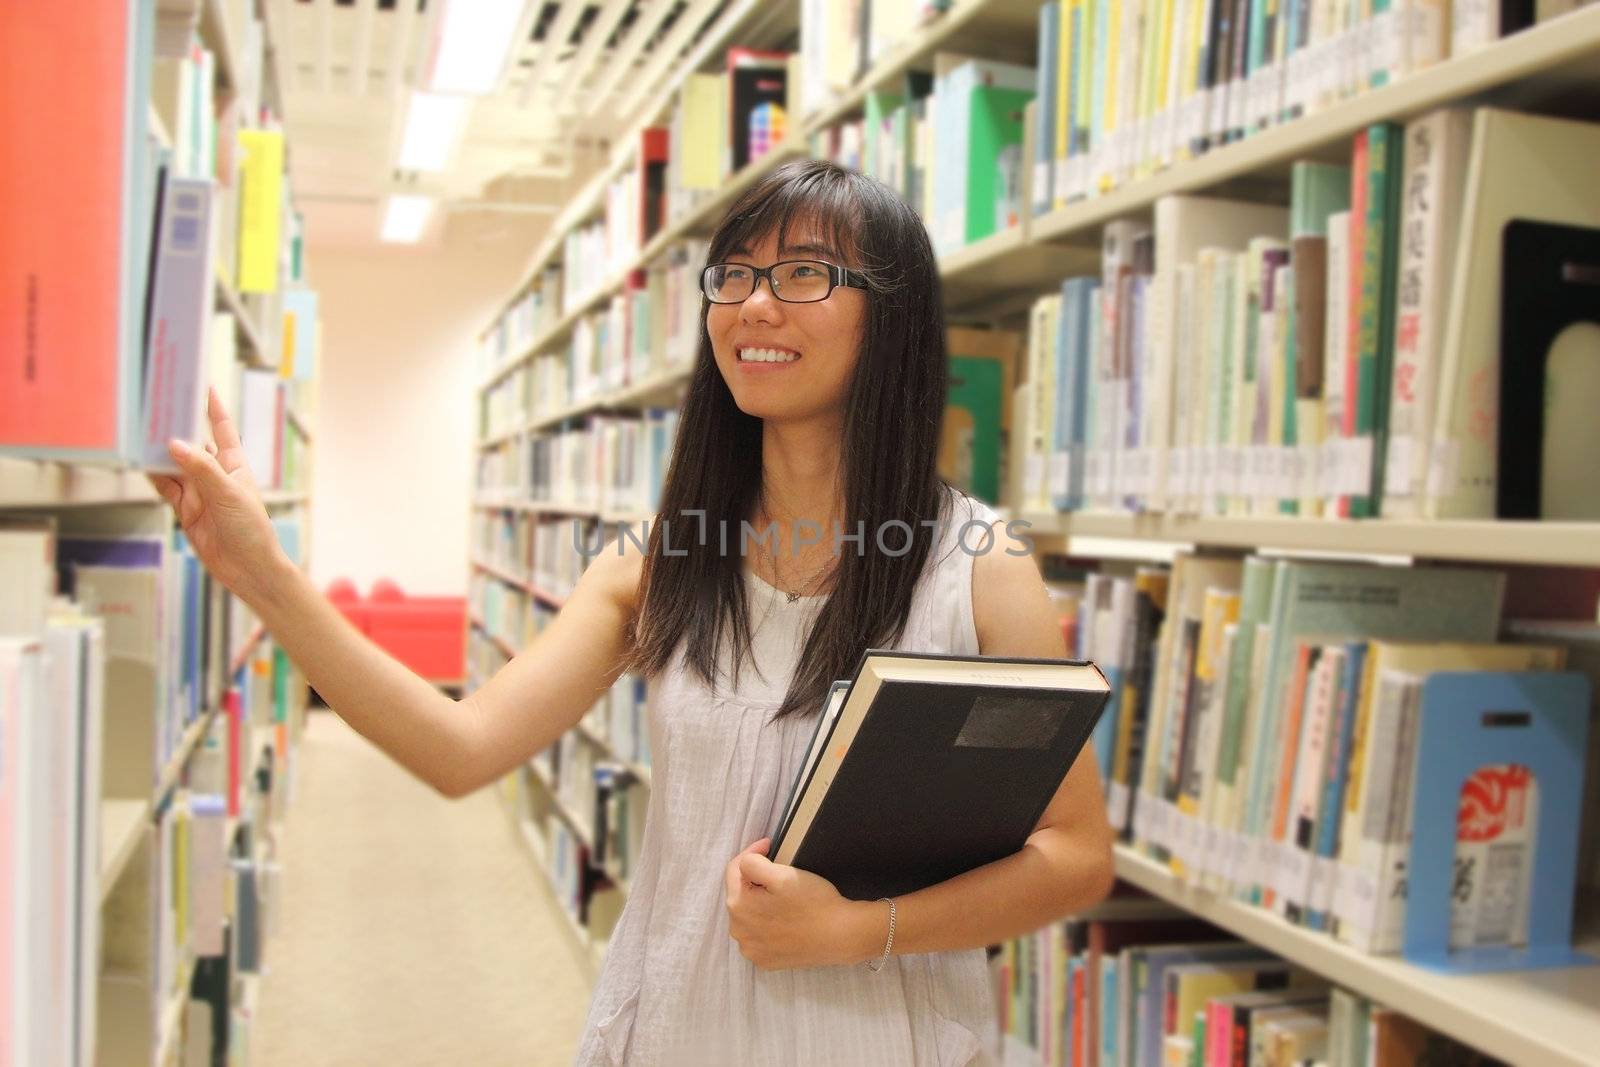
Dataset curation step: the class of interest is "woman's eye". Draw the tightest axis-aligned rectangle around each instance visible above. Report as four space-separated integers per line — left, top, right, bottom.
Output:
725 268 751 281
792 265 821 277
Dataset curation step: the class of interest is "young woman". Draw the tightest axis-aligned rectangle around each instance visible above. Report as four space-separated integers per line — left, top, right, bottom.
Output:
153 158 1114 1066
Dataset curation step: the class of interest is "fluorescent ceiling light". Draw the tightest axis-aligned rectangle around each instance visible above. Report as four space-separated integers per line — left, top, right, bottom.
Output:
424 0 527 95
397 90 472 172
381 194 435 243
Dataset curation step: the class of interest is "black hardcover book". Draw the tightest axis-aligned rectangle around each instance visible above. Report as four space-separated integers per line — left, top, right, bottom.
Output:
768 650 1110 900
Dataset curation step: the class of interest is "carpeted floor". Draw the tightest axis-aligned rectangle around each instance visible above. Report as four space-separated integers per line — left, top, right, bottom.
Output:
253 709 593 1066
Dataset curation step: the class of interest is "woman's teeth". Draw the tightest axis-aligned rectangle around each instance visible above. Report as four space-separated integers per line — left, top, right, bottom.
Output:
739 347 800 363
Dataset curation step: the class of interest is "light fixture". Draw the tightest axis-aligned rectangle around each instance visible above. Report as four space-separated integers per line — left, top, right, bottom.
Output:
396 90 472 172
421 0 527 96
381 194 435 243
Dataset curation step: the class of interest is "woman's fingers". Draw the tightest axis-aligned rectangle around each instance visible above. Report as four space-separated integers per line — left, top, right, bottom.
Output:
147 473 183 510
168 438 235 502
207 388 247 471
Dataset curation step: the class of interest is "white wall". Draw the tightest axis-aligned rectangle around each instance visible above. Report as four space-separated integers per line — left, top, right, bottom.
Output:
306 213 544 596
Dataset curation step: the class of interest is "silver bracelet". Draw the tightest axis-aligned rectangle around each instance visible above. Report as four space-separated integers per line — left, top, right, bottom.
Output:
866 897 896 972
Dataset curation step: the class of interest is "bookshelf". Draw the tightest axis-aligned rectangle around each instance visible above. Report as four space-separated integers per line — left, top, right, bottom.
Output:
469 0 1600 1058
2 3 315 1066
1113 846 1600 1067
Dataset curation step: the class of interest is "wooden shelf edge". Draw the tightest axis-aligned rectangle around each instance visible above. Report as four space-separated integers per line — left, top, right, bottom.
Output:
1019 510 1600 568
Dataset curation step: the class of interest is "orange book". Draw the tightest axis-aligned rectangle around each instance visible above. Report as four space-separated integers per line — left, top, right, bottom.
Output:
1262 642 1315 909
1 4 149 459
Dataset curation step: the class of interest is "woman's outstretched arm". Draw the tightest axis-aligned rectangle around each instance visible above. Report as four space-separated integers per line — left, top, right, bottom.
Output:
154 389 642 800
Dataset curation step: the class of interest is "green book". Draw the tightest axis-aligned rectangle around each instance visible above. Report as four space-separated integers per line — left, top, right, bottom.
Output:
1352 123 1403 518
863 89 902 182
967 84 1035 245
272 646 290 724
944 355 1005 503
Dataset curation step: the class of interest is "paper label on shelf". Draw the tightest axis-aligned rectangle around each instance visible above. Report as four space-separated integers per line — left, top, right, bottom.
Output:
1026 455 1046 499
1425 439 1460 500
1227 77 1247 137
1347 434 1376 496
1385 434 1415 496
1177 93 1202 151
1299 442 1321 501
1253 446 1272 501
1169 448 1189 509
1310 856 1339 916
1054 159 1072 207
1278 846 1311 906
1208 83 1230 145
1375 9 1402 77
1050 450 1071 497
1338 862 1381 933
1032 161 1051 209
1107 781 1131 831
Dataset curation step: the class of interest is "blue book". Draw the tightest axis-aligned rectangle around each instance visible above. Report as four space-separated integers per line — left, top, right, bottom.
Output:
1054 278 1097 510
1307 640 1366 930
1033 2 1060 216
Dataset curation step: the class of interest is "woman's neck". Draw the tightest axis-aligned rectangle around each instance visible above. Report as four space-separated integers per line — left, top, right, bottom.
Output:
758 417 845 532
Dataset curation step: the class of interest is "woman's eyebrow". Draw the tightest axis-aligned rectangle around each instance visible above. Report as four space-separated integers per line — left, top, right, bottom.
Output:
780 242 842 260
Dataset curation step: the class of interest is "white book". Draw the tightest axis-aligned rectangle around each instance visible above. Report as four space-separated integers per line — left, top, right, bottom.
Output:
44 614 105 1067
1425 110 1600 518
1148 198 1290 514
141 178 217 471
1382 111 1472 515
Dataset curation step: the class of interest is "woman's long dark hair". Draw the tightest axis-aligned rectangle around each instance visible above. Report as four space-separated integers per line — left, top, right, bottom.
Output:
623 157 953 720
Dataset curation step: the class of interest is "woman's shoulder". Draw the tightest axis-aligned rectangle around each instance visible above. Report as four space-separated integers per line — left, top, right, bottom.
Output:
578 527 648 616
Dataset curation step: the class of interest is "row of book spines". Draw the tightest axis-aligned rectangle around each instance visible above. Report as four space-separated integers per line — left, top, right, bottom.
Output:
480 240 706 377
997 928 1493 1067
1013 117 1441 520
1072 551 1584 954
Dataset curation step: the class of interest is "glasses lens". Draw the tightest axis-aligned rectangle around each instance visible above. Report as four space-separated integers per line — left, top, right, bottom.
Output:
772 261 833 303
704 263 754 303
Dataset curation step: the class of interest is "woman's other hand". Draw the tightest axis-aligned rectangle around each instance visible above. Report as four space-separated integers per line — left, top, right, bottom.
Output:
148 386 288 602
723 838 884 970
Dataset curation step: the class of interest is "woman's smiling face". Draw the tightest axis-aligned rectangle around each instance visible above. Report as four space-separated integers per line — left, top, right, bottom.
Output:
706 223 867 423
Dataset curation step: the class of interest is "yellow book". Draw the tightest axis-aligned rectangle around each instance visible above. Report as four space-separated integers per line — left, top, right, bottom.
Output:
237 129 284 294
1171 587 1240 878
680 74 724 190
1055 0 1077 209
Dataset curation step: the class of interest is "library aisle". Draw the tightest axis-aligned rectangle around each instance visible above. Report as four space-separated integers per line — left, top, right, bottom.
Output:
10 0 1600 1064
253 709 590 1067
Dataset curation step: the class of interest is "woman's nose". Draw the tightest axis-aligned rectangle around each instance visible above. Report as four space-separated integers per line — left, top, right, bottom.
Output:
739 276 785 324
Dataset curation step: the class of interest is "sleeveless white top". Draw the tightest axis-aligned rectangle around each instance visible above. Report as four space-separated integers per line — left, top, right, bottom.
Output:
574 486 1002 1066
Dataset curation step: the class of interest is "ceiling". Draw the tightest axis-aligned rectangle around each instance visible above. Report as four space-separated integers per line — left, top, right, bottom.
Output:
276 0 727 250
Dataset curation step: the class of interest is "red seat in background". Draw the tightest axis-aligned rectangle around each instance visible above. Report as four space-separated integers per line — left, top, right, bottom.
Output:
325 578 465 685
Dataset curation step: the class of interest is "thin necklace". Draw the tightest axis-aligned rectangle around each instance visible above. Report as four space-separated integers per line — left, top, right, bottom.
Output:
758 485 838 602
768 543 837 603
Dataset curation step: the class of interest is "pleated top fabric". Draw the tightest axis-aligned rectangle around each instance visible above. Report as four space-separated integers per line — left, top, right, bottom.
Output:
574 485 1003 1066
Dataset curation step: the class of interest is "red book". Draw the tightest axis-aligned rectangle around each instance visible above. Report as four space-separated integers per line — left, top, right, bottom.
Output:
0 3 148 459
637 128 669 243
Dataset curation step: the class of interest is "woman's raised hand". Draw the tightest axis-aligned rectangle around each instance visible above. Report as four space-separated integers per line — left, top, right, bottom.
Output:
148 387 286 601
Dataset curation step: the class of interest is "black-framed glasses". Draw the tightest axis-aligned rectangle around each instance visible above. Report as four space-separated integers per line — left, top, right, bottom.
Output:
700 260 869 304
